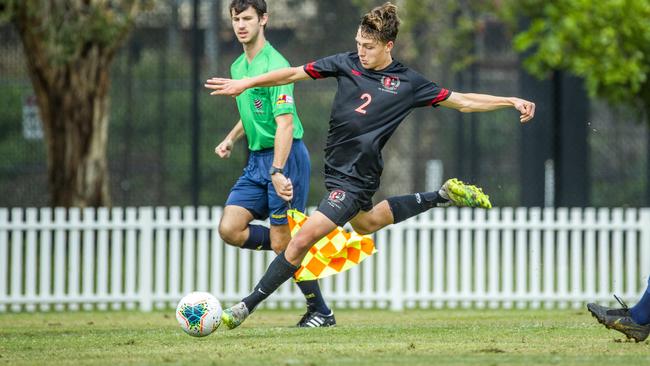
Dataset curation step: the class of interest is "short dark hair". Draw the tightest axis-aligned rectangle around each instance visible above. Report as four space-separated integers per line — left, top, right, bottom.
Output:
359 2 401 44
229 0 267 18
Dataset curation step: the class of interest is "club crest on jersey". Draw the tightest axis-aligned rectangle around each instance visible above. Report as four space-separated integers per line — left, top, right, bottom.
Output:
276 94 294 105
381 76 400 91
328 189 346 203
253 98 263 112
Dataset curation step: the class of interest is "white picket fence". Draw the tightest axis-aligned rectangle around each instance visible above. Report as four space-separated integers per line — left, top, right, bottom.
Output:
0 206 649 313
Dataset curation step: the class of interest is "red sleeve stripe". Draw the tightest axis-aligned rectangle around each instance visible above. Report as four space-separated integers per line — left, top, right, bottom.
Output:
429 88 450 106
304 62 323 79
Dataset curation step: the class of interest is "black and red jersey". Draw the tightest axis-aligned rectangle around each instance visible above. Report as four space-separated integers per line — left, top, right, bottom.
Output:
303 52 451 190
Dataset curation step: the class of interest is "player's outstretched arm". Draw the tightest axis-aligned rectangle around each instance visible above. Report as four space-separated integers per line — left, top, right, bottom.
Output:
205 67 310 97
440 92 536 123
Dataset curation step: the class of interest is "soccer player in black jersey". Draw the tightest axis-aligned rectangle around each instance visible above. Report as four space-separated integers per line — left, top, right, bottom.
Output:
205 2 536 329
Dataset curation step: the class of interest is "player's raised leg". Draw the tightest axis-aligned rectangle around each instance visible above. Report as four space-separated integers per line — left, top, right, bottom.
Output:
439 178 492 209
348 178 491 236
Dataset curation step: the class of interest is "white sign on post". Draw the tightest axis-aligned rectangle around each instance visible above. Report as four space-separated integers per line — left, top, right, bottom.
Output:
22 95 43 140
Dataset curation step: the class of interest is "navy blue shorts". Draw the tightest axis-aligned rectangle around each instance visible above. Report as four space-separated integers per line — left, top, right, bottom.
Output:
226 139 310 225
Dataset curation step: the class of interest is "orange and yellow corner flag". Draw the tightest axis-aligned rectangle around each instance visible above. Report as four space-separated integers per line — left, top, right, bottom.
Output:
287 209 377 282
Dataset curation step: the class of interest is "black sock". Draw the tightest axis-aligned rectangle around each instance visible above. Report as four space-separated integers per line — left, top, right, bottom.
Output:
387 191 448 224
242 252 298 311
296 280 331 314
241 224 272 251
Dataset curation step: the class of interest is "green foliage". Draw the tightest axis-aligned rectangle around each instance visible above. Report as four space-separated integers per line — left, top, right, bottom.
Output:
2 1 152 64
1 309 650 365
351 0 499 72
0 0 15 23
504 0 650 113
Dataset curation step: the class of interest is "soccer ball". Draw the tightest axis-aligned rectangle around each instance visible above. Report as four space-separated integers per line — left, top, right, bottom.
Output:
175 291 222 337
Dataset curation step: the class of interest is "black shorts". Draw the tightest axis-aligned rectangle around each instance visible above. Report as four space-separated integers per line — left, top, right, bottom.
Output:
316 171 377 226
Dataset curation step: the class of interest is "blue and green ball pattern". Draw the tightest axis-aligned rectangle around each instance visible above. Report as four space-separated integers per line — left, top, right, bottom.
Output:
178 302 209 334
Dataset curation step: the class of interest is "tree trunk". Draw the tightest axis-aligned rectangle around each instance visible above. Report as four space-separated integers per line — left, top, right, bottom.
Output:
10 3 140 207
22 42 113 207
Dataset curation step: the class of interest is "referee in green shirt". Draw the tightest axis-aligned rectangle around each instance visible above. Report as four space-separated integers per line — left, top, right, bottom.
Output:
214 0 335 327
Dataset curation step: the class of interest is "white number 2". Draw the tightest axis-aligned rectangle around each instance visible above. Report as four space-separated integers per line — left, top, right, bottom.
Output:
355 93 372 114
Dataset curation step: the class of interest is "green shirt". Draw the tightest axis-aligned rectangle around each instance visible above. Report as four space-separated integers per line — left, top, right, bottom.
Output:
230 42 304 151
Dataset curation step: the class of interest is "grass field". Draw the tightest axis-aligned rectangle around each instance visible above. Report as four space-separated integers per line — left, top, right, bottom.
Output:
1 308 649 365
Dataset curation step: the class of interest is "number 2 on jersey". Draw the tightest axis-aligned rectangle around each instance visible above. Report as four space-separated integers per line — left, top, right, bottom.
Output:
355 93 372 114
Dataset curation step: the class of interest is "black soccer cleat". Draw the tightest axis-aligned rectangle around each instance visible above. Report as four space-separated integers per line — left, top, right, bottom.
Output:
587 295 650 342
296 310 337 328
